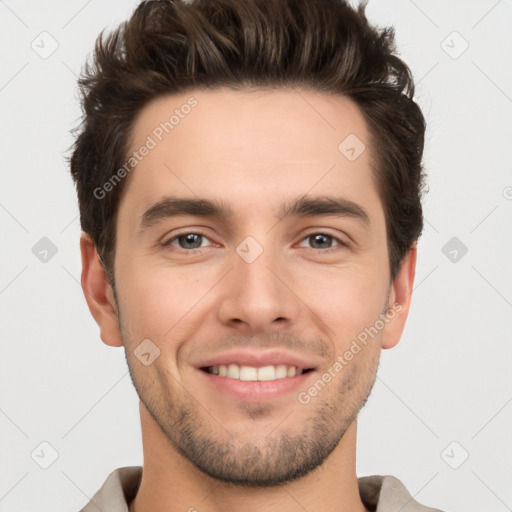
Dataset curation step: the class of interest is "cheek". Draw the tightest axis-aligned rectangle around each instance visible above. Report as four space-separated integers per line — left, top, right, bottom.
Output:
295 264 388 347
116 259 216 341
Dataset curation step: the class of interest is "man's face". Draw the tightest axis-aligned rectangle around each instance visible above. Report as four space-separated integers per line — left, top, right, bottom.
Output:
112 87 396 485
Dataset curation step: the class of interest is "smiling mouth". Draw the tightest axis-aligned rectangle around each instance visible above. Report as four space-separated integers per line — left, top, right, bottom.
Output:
201 364 315 382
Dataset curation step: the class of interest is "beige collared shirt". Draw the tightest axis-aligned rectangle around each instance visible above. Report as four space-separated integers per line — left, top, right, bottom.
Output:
80 466 445 511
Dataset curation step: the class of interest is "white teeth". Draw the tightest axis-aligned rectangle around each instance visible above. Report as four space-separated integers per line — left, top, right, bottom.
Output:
207 363 306 381
287 366 297 377
227 364 239 379
239 366 258 381
275 365 288 378
257 365 276 381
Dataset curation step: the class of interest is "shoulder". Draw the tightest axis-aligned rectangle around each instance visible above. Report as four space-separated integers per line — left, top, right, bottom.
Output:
80 466 142 512
358 474 446 512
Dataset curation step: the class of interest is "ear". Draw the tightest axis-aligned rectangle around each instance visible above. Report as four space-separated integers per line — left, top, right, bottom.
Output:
80 232 123 347
381 244 417 350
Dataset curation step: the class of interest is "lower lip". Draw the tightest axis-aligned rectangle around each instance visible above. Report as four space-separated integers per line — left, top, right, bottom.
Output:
197 368 316 402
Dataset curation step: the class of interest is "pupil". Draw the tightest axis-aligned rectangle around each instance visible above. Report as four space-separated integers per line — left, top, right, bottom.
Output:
180 233 202 249
312 234 331 249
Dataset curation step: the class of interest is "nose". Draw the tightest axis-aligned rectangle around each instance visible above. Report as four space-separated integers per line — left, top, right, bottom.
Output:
216 241 302 334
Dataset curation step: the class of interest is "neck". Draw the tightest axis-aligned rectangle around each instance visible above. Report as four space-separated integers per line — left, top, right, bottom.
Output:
129 402 368 512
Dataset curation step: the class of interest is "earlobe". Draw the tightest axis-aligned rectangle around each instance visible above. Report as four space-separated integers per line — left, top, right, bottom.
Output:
79 232 124 347
381 244 417 350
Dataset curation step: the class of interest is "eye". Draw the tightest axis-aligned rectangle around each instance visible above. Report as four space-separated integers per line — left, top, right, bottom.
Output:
297 233 347 253
161 231 347 253
162 232 214 251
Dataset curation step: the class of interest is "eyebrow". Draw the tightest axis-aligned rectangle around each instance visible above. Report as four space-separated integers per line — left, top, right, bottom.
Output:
278 195 370 226
138 194 370 232
139 196 233 232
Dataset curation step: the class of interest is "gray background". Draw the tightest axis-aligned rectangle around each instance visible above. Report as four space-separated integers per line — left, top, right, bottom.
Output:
1 0 511 510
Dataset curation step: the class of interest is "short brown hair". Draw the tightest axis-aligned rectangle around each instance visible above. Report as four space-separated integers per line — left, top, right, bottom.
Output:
69 0 426 286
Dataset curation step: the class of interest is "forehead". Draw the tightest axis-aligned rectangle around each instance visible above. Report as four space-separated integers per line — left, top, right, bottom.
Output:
119 86 381 221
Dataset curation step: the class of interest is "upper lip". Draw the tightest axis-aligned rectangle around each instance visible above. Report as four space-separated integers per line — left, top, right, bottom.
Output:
195 350 320 371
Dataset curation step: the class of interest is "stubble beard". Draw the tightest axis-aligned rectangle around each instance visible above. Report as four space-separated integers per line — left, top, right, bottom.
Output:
124 335 380 487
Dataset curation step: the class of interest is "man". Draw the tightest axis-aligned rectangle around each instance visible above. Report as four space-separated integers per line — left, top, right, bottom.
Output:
70 0 443 510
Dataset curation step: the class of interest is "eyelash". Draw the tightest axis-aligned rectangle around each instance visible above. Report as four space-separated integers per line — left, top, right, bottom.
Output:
162 231 348 254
